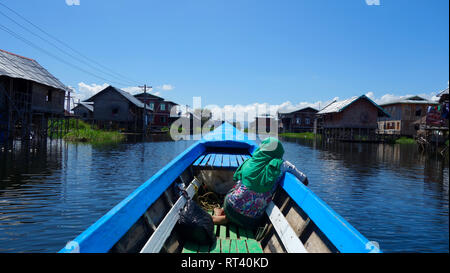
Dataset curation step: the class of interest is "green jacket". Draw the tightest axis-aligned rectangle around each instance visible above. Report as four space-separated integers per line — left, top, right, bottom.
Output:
233 137 285 193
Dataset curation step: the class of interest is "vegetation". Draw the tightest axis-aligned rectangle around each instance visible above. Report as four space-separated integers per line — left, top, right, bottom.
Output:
279 132 322 140
395 137 416 145
49 119 125 144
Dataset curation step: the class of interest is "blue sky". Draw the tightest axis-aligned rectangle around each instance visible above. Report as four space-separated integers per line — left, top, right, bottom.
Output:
0 0 448 117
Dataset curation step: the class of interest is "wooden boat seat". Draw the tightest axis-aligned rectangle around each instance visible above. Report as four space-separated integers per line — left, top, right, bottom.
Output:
182 202 308 253
192 153 251 169
182 211 264 253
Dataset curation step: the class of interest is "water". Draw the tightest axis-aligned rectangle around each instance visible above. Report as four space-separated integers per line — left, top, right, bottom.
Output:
0 137 448 253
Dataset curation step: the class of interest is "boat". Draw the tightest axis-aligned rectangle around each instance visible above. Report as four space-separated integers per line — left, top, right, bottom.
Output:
59 123 381 253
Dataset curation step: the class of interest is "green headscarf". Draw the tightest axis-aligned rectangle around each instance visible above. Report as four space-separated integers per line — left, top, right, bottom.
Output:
233 137 285 193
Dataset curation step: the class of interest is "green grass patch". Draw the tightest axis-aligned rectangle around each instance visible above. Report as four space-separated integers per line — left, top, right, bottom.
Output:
395 137 416 145
49 119 125 144
279 132 321 140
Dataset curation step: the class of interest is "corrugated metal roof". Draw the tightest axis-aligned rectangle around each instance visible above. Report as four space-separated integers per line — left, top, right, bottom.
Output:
317 96 359 114
0 49 68 91
278 107 318 115
318 95 390 117
84 85 152 110
72 102 93 112
438 88 449 97
379 96 438 106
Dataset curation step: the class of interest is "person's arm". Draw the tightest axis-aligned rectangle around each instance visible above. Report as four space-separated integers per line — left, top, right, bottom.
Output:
280 160 309 186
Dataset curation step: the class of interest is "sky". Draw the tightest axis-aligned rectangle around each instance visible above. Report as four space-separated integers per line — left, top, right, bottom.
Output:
0 0 448 121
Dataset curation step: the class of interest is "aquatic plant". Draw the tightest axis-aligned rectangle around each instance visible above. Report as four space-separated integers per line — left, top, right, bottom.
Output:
395 137 416 145
49 119 125 144
279 132 322 140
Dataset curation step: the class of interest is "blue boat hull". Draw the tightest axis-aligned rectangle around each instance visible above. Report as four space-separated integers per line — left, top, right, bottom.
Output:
59 123 380 253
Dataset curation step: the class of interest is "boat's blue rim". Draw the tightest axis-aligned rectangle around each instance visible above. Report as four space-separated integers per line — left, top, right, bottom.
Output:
59 123 380 253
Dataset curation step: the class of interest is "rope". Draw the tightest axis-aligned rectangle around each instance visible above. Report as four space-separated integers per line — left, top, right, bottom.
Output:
195 191 223 212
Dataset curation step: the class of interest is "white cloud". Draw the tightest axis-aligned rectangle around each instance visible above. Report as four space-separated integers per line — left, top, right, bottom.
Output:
203 100 333 124
367 91 440 105
73 82 109 102
203 90 441 125
159 84 174 91
121 86 144 95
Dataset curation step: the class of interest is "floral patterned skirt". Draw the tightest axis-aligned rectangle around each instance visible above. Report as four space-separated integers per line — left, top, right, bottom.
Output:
223 181 272 228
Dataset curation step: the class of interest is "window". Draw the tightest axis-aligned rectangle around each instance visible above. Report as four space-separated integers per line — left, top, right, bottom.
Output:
296 118 301 125
46 90 52 102
160 103 166 111
112 108 119 116
415 107 422 117
305 118 310 125
149 102 154 111
161 116 167 123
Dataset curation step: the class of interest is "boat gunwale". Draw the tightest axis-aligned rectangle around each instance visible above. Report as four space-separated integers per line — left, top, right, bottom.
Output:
280 172 379 253
59 127 255 253
59 123 380 253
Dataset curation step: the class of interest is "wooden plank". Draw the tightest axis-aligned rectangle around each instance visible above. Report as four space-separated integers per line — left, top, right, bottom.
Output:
140 179 201 253
236 155 243 166
229 224 238 239
219 225 227 239
229 240 238 253
229 155 239 168
182 241 198 253
207 154 216 167
193 155 205 166
246 239 264 253
200 154 212 167
222 154 231 168
236 240 248 253
212 153 223 168
239 155 247 164
221 239 231 253
265 201 308 253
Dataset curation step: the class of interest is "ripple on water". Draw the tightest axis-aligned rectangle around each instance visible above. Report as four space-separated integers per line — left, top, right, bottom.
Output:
0 139 448 253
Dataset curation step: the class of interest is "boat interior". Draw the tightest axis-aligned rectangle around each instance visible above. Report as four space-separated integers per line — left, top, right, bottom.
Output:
108 147 339 253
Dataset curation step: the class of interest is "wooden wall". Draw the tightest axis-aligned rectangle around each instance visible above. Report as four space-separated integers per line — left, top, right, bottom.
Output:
322 98 379 129
91 88 134 122
31 82 65 114
73 106 93 120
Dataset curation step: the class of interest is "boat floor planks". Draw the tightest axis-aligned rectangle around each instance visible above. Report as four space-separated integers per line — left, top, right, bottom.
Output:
193 153 249 169
181 210 264 253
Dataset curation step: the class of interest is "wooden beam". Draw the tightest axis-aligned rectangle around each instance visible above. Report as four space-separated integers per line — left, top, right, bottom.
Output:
140 178 201 253
266 202 308 253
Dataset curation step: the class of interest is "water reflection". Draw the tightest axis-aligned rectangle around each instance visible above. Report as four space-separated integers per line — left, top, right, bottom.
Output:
0 138 194 253
0 136 448 253
280 137 449 253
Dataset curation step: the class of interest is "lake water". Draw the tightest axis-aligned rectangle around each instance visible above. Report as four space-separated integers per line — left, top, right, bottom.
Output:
0 136 448 253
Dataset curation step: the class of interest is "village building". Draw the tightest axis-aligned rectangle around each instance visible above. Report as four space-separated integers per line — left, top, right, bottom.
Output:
315 95 390 141
278 107 318 133
82 85 152 133
377 96 438 137
0 49 67 145
249 115 277 134
72 102 93 120
133 93 178 131
415 88 449 146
